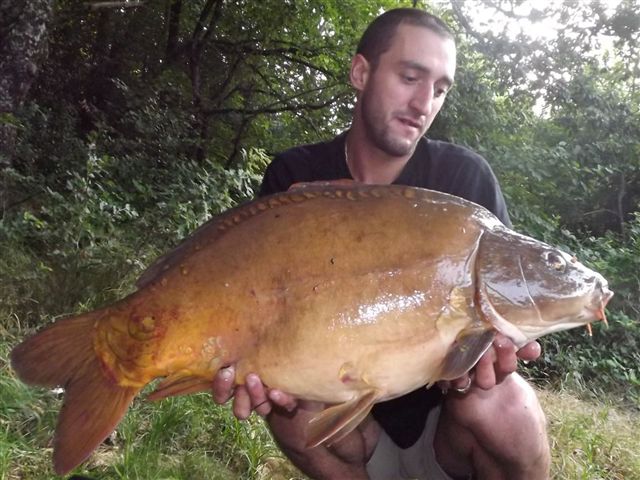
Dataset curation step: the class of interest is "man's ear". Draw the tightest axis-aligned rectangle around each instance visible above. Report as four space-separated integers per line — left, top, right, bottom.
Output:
350 54 370 91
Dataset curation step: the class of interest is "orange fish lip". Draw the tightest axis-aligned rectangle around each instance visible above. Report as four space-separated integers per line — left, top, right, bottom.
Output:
597 305 609 327
598 287 614 327
585 297 612 336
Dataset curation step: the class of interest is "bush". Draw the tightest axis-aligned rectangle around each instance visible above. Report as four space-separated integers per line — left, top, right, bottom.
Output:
521 214 640 407
1 142 267 328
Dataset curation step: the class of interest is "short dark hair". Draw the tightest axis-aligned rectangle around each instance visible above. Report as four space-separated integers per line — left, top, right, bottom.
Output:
356 8 454 67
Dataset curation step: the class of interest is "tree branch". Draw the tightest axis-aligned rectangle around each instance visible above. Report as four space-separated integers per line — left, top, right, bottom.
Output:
204 88 348 116
190 0 223 106
279 53 336 78
89 1 144 9
449 1 487 46
224 115 252 169
192 0 218 44
210 55 245 107
165 0 182 63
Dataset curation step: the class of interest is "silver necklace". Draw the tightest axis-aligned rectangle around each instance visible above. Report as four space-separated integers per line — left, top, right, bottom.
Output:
344 139 354 177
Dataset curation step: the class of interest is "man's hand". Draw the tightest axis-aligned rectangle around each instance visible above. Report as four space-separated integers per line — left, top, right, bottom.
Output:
211 365 297 419
212 368 377 478
440 333 541 393
213 333 541 416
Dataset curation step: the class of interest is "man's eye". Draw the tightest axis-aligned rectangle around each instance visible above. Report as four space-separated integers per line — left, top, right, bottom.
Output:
435 87 448 98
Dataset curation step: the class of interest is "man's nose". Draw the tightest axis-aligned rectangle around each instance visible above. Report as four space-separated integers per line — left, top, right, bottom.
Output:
409 84 434 116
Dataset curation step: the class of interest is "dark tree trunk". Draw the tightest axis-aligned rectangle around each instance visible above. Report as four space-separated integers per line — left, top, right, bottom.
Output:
165 0 183 64
0 0 53 167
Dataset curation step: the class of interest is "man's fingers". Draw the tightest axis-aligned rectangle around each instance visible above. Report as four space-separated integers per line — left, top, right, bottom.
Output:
211 366 235 404
213 369 296 419
517 341 542 362
493 334 518 379
246 373 272 417
233 385 252 420
473 347 497 389
269 389 297 412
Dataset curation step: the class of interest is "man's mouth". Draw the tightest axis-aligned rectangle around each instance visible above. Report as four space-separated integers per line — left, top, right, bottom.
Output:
397 117 423 130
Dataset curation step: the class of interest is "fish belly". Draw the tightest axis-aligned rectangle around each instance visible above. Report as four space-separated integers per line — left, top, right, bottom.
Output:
235 268 467 403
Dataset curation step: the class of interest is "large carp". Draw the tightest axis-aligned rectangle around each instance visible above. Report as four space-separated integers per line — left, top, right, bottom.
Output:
11 183 612 475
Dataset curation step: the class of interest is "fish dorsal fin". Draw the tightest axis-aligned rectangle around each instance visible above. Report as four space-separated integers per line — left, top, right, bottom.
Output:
436 325 496 381
137 182 449 289
305 389 378 448
288 179 357 191
137 180 359 289
147 373 213 401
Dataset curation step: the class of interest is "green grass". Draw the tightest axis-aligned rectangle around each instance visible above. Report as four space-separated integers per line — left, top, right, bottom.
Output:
3 328 640 480
0 330 302 479
538 389 640 480
1 236 639 479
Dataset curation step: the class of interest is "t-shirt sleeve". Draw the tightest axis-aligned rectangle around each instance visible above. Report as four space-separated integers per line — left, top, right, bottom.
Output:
258 155 296 197
258 148 317 197
456 164 511 228
440 147 512 228
258 138 348 198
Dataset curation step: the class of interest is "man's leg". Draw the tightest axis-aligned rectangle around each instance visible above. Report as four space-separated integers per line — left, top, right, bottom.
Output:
267 400 381 480
433 373 550 480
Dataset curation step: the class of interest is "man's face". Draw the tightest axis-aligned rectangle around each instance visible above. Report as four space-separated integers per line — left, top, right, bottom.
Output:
356 25 456 157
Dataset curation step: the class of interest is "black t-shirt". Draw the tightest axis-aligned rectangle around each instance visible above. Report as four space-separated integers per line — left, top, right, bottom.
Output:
259 132 511 448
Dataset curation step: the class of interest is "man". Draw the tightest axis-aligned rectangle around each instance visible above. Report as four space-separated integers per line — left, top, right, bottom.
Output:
213 8 550 480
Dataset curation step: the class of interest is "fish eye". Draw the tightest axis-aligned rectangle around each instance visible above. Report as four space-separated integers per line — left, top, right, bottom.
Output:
544 251 566 272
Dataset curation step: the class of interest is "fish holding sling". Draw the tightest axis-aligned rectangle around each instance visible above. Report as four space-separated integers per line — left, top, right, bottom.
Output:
11 183 612 474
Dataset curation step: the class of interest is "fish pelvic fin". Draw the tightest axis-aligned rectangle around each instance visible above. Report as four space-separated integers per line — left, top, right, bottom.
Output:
438 325 496 381
10 311 139 475
305 389 378 449
147 373 213 401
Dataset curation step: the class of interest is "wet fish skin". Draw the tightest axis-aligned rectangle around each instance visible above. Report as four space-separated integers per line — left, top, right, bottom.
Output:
10 183 612 474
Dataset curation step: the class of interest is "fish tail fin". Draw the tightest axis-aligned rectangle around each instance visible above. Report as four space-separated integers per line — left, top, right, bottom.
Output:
11 312 139 475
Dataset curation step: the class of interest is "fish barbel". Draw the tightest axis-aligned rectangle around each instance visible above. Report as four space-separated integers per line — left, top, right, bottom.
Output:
10 183 613 474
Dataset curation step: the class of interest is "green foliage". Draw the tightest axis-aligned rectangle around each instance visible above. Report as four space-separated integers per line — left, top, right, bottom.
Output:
521 216 640 407
538 390 640 479
0 331 60 479
1 138 265 325
0 332 290 479
1 0 640 477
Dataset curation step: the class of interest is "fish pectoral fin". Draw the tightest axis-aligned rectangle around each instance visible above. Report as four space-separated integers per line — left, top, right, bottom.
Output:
147 373 211 401
305 389 378 449
438 326 496 380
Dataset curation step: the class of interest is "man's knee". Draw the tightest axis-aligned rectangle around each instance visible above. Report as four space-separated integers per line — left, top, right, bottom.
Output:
437 373 550 477
445 373 545 432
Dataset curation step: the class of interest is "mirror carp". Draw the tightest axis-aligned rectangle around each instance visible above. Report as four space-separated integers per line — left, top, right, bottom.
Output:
11 183 613 474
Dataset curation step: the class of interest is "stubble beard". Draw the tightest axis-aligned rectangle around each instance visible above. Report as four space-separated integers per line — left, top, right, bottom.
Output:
361 90 420 158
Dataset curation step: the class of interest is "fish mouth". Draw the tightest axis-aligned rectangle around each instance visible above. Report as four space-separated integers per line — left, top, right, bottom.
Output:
477 281 614 347
526 286 613 339
583 285 613 336
524 285 614 339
